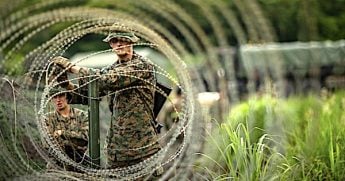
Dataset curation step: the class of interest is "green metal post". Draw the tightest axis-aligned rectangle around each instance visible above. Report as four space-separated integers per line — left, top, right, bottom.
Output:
88 70 100 167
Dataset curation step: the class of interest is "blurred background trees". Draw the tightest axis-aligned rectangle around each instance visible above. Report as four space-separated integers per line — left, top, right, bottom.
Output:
258 0 345 42
1 0 344 61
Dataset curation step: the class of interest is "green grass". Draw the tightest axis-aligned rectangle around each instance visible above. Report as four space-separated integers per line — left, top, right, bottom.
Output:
197 90 345 180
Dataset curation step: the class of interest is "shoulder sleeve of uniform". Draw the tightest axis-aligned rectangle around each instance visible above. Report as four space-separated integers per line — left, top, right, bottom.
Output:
73 108 88 122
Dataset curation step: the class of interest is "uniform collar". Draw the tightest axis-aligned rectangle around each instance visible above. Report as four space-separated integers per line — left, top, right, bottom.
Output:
116 59 129 64
116 52 139 64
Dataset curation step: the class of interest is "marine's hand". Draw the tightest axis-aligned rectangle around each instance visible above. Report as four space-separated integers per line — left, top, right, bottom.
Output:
48 63 70 87
52 56 86 75
56 74 69 86
52 56 72 69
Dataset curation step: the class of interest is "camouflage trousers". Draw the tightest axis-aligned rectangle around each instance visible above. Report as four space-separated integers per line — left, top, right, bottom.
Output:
109 153 164 180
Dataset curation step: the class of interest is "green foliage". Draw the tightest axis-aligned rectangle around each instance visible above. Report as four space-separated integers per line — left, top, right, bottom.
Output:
317 0 345 40
258 0 345 41
226 95 279 144
197 121 286 180
0 100 46 179
257 0 299 41
198 91 345 180
3 53 24 75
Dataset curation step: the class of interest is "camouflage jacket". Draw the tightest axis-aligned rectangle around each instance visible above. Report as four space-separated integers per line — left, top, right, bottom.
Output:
77 53 160 162
44 107 88 157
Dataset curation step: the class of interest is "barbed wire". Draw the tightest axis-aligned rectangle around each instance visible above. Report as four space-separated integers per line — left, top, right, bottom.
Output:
0 0 281 180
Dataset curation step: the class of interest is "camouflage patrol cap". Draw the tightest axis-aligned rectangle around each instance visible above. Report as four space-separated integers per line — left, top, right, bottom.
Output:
103 32 140 43
48 87 72 101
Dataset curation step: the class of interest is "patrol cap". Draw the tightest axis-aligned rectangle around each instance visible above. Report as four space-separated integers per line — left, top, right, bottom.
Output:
103 32 140 43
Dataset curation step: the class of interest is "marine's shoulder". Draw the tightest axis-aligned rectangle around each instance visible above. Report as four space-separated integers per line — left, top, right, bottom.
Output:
71 107 87 115
133 53 152 63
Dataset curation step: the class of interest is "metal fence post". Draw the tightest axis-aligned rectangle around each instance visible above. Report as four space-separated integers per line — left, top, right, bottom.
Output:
88 70 100 167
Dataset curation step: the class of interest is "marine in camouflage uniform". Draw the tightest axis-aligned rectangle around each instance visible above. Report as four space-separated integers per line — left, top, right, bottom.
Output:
53 32 161 169
44 88 89 171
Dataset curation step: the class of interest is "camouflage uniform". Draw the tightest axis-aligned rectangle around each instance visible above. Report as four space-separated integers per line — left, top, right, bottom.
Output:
44 107 88 169
77 53 160 166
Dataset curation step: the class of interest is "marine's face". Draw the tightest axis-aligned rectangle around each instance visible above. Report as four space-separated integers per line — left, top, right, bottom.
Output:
52 93 68 111
109 38 133 56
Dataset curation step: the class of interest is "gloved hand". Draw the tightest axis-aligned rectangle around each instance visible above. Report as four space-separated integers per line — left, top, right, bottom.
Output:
56 72 68 84
48 63 70 87
52 56 72 69
51 65 67 79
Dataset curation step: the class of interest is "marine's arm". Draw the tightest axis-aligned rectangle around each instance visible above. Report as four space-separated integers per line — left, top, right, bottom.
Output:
59 110 88 149
52 56 154 94
100 62 153 90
